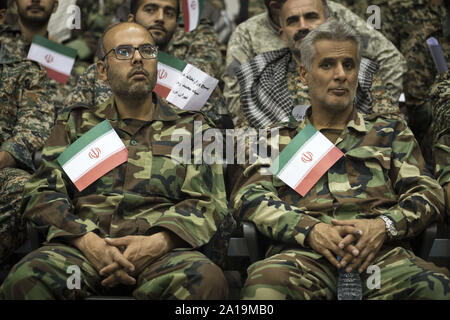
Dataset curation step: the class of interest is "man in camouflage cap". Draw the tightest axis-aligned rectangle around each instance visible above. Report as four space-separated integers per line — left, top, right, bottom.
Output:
0 0 74 119
0 22 228 299
65 0 229 129
0 51 54 262
223 0 406 128
231 20 450 299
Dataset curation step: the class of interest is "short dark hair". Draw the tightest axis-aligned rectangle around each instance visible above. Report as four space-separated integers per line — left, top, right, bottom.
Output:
130 0 180 17
266 0 331 19
0 0 7 10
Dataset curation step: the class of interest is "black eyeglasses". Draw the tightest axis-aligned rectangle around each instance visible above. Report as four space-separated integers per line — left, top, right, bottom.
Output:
101 44 158 61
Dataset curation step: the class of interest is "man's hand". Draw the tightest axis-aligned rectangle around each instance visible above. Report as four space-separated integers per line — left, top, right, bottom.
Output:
0 151 17 169
307 222 362 269
70 232 136 287
332 219 387 273
100 231 183 286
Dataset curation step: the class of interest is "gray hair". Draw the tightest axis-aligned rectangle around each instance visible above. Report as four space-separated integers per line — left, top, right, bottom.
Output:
298 20 362 72
278 0 331 26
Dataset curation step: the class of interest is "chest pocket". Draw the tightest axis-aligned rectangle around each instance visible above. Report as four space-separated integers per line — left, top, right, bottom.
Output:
149 141 187 198
344 146 393 193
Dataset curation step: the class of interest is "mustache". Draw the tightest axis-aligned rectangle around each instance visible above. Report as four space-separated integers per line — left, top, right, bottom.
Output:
148 24 168 33
293 29 310 42
26 5 45 11
128 67 149 78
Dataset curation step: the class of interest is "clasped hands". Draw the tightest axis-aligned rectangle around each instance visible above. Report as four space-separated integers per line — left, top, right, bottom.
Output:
307 218 387 273
72 231 174 288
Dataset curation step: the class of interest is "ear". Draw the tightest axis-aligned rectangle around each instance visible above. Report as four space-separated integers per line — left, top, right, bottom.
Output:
128 13 135 22
298 64 309 86
268 0 282 27
96 60 108 82
52 0 59 13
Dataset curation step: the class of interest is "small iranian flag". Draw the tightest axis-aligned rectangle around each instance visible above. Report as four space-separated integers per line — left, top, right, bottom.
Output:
154 51 218 110
27 35 77 84
270 124 344 196
182 0 204 32
57 120 128 192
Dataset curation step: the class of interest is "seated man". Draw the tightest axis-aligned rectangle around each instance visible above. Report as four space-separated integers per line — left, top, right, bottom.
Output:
0 22 228 300
0 0 73 119
231 20 450 299
65 0 229 128
223 0 406 128
0 54 53 262
429 71 450 216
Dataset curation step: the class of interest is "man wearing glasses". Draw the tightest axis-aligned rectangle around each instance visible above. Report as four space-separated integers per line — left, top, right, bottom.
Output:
0 22 228 300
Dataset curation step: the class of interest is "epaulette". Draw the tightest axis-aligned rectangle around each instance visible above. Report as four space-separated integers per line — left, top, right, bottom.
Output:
57 102 91 122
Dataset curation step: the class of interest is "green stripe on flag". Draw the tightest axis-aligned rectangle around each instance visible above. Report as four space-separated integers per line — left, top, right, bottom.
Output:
57 120 113 166
158 51 187 71
32 35 77 58
270 123 317 175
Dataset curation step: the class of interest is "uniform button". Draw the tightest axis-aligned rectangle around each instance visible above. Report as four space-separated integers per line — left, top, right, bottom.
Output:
130 140 137 146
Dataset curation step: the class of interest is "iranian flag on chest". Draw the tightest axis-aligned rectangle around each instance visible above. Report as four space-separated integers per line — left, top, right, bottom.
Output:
57 120 128 192
270 124 344 196
27 35 77 84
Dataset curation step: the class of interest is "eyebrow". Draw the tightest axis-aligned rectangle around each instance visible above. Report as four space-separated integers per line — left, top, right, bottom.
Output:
142 3 177 12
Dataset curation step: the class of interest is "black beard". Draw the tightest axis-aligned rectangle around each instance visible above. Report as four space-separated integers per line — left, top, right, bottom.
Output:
17 6 54 30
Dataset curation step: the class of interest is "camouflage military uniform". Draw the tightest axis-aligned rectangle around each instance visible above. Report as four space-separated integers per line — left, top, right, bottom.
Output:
223 1 406 127
248 0 266 18
372 0 450 143
68 0 124 76
230 108 449 299
429 71 450 214
63 20 227 128
334 0 368 19
0 94 229 299
0 57 54 262
0 24 75 119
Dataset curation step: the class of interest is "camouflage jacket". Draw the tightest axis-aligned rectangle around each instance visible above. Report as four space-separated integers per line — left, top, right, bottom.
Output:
430 71 450 188
0 25 75 119
231 108 444 254
223 1 407 125
21 94 228 247
0 57 54 172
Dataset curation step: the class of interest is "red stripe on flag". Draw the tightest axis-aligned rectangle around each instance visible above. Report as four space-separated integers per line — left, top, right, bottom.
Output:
45 67 70 84
182 0 190 32
153 83 171 99
73 148 128 191
295 147 344 196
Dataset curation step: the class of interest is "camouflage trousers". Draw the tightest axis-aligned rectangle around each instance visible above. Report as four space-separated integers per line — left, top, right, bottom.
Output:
242 246 450 300
0 244 228 300
0 168 30 262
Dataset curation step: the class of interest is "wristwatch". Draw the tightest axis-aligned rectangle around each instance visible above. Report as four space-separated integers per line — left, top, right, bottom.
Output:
378 215 398 240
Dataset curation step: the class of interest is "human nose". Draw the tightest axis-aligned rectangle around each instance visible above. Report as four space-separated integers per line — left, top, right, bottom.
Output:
334 63 347 81
131 47 143 65
155 8 164 22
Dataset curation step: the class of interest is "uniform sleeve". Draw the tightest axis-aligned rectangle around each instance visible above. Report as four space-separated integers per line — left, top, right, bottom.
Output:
379 119 445 240
230 129 326 248
149 120 228 248
329 1 406 100
222 23 254 127
179 21 223 78
0 63 55 171
21 119 100 243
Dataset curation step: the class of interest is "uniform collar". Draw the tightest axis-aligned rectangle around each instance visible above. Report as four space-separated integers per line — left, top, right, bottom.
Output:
302 105 368 133
93 93 187 122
